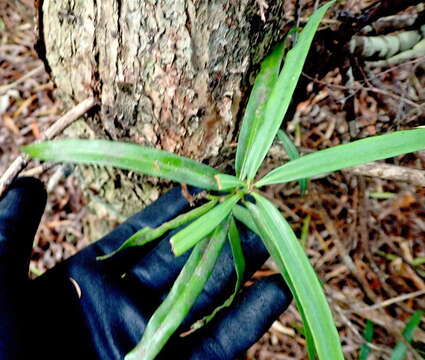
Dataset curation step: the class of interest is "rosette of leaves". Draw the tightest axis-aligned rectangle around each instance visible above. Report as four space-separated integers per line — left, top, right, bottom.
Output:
23 2 425 359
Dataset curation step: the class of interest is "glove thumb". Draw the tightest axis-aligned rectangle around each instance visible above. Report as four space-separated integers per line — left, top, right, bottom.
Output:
0 177 46 357
0 177 46 282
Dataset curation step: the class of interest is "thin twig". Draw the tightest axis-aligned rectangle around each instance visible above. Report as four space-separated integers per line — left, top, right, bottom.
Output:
0 64 44 95
0 97 96 197
346 289 425 313
303 55 425 89
367 55 425 81
42 97 96 139
362 86 424 110
302 72 424 110
21 163 55 177
313 187 380 301
329 297 393 355
343 163 425 187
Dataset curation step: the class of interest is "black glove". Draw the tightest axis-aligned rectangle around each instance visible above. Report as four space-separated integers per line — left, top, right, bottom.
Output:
0 177 292 360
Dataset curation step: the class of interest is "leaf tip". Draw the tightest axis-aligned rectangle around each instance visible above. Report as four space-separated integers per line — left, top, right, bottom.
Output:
170 237 179 256
21 144 35 155
96 250 118 261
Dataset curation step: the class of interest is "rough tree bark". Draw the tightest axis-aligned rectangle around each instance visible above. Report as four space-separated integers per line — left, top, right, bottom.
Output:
37 0 286 239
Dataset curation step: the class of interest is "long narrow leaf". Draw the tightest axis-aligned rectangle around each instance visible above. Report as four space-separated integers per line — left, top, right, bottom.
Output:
126 221 229 360
246 193 343 360
236 42 285 179
277 129 308 194
133 237 209 349
303 318 318 360
190 216 246 330
243 200 317 358
232 204 260 235
257 129 425 187
390 310 424 360
228 216 246 282
170 193 242 256
233 202 316 359
214 174 246 191
23 139 221 190
300 214 311 248
243 1 335 181
359 320 374 360
97 200 218 260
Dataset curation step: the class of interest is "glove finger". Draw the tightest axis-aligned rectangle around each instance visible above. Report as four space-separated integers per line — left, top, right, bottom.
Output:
32 185 202 351
163 274 292 360
0 177 46 358
124 218 270 322
0 177 46 281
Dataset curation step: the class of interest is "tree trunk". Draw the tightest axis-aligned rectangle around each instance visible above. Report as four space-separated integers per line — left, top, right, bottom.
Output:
37 0 286 239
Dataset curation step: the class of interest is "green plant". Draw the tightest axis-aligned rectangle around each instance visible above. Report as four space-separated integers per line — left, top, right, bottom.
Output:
390 310 424 360
359 320 374 360
22 2 425 359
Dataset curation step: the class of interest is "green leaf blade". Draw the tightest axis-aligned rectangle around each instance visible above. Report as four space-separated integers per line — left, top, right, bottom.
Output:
246 193 343 360
135 238 209 346
232 204 260 235
257 129 425 187
170 193 242 256
236 42 285 179
242 200 317 359
390 310 424 360
277 129 308 194
243 1 335 181
97 199 218 260
228 216 246 283
359 320 374 360
126 221 229 360
23 139 221 190
277 129 300 162
190 216 246 331
214 174 246 191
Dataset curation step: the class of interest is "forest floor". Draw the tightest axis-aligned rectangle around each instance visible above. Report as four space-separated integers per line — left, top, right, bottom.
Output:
1 1 424 359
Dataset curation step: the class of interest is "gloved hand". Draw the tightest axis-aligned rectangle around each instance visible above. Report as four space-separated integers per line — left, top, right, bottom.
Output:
0 177 292 360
